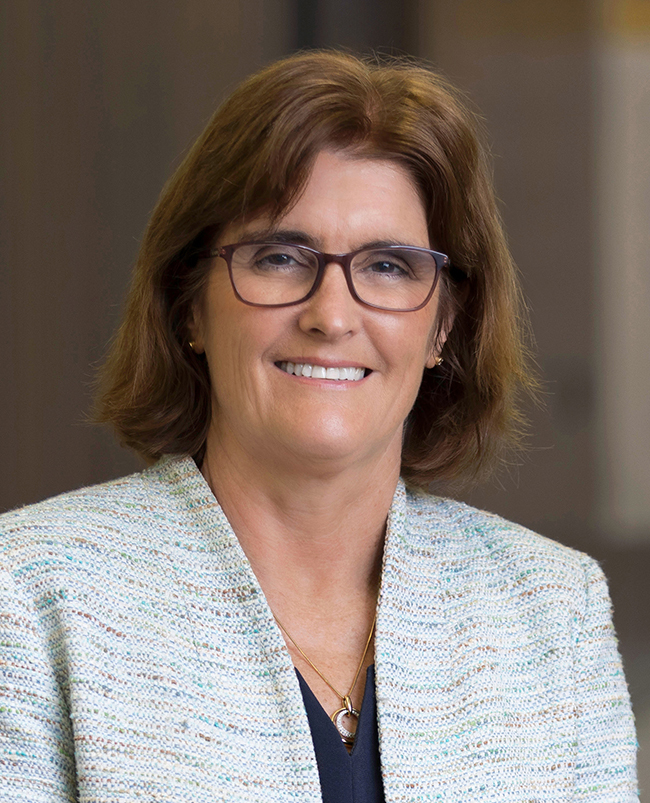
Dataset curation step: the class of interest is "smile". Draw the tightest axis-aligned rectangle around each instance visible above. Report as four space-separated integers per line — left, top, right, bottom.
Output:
277 362 368 381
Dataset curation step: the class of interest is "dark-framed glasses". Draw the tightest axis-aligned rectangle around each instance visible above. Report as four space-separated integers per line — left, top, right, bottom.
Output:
209 241 450 312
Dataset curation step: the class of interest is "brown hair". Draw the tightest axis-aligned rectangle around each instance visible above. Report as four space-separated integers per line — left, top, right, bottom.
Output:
95 50 536 491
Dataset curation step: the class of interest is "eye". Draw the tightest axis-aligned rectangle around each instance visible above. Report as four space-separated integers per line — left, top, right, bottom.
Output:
255 247 299 268
353 249 416 282
369 259 409 276
250 245 316 273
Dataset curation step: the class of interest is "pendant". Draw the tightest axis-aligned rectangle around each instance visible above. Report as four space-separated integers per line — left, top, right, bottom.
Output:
331 695 360 745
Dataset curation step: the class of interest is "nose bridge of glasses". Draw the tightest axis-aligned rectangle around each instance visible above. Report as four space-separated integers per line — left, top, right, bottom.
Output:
313 251 357 297
321 251 349 264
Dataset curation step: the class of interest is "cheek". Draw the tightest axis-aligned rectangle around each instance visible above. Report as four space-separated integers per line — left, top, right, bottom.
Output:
371 321 433 402
203 303 290 378
396 309 439 366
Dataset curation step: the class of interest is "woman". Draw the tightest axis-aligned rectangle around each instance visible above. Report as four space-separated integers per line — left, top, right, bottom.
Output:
0 51 637 802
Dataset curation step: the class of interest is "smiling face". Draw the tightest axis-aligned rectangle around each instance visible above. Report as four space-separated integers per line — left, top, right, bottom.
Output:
191 149 444 477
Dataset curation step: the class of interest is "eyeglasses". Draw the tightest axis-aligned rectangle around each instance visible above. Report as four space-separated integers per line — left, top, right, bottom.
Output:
208 241 449 312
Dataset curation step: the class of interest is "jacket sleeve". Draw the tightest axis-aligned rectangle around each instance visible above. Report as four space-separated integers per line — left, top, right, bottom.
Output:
575 556 638 801
0 564 77 802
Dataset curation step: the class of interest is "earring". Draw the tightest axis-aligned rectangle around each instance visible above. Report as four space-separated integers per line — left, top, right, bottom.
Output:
188 341 196 351
435 357 444 366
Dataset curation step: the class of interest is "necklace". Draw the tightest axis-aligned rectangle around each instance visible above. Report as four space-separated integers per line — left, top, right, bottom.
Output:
274 610 377 746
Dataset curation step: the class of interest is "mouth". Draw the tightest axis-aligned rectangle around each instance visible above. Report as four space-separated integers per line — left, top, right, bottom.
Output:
276 361 370 382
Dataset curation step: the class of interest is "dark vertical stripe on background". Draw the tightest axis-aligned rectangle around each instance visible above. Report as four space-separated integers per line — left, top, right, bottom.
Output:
295 0 319 49
293 0 415 55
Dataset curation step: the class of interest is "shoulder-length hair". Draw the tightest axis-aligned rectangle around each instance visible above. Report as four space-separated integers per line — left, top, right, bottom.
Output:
96 50 536 491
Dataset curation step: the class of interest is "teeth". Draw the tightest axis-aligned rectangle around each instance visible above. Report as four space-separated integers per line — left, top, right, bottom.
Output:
278 362 366 381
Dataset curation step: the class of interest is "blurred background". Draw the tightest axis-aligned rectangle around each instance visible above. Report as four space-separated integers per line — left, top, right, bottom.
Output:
1 0 648 793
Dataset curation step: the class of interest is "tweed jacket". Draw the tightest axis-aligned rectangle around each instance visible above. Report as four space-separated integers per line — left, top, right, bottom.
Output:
0 456 638 802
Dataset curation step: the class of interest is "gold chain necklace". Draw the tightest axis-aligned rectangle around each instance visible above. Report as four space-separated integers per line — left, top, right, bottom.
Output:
274 610 377 746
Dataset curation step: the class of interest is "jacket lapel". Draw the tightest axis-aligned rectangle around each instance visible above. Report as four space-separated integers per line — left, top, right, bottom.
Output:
376 482 463 799
157 456 322 802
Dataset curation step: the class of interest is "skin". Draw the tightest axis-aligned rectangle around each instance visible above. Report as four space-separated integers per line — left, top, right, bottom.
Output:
190 149 446 733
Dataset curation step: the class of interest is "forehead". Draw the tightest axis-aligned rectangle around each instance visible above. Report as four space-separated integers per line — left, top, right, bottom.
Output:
222 150 430 250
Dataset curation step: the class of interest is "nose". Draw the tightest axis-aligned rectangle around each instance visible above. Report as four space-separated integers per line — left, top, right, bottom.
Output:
297 260 361 339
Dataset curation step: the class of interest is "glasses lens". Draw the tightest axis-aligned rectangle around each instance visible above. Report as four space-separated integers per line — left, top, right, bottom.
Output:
350 248 439 310
229 243 319 305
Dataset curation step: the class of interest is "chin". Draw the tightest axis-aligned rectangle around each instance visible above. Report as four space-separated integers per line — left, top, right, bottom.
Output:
290 431 361 463
272 418 395 470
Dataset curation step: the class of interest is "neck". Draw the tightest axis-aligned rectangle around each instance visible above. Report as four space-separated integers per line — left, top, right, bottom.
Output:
200 424 401 612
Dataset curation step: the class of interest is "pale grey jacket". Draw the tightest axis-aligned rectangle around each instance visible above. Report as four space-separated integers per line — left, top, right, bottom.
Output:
0 456 638 801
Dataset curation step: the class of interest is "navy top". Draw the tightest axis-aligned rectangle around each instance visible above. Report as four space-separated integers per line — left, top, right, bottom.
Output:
296 665 385 803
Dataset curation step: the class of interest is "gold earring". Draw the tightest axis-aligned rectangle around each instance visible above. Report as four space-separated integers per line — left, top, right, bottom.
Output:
435 357 444 366
188 341 196 351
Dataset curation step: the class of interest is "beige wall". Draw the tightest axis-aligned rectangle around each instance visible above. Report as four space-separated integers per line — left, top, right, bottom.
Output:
417 0 598 545
416 0 650 546
593 0 650 541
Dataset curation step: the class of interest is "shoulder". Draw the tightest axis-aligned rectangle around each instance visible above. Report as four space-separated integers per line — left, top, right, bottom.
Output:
2 465 148 548
401 489 606 615
0 456 201 584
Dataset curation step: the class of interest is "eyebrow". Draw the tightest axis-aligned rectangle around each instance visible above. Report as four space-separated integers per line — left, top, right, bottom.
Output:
239 228 316 246
234 228 421 252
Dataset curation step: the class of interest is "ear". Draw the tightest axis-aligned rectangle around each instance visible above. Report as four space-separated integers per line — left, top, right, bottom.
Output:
425 312 454 369
187 302 206 354
425 350 441 369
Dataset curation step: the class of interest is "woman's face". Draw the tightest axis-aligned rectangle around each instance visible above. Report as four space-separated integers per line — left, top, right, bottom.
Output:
192 150 443 474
